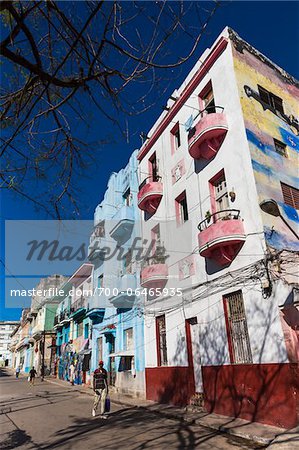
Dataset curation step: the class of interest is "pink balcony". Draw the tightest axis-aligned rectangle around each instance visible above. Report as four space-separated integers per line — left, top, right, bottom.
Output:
188 110 228 160
198 210 246 266
140 261 168 288
138 179 163 214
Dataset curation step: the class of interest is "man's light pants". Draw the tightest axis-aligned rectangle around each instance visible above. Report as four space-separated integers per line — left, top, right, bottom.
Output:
93 388 107 415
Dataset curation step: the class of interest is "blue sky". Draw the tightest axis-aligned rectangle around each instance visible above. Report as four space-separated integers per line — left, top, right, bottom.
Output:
1 1 298 321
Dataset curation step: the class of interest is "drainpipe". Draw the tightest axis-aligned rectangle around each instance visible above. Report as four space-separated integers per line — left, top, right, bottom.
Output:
41 330 45 381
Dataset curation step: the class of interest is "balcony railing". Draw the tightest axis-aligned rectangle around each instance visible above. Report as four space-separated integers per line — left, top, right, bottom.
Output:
140 247 168 288
141 252 168 269
198 209 241 232
70 296 86 314
54 310 71 326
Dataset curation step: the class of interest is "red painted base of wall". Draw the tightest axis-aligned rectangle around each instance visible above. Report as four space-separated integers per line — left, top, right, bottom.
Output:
145 366 195 406
202 363 299 429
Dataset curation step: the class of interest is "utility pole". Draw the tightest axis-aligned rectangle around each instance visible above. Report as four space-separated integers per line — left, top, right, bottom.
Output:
41 330 45 381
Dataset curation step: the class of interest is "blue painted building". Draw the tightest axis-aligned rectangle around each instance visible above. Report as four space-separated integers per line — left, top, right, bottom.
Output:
54 264 94 385
88 150 145 398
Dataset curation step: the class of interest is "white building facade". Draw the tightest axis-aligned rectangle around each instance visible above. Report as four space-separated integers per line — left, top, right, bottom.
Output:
0 321 19 366
137 28 299 429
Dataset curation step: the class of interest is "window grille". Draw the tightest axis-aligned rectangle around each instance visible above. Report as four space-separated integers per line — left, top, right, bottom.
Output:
224 291 252 364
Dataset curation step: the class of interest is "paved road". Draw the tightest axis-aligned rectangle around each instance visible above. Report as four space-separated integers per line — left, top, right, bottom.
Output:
0 368 262 450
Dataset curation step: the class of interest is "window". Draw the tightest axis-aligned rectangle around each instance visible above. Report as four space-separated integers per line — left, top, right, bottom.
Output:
97 274 104 288
125 250 133 274
176 191 189 224
156 315 168 366
124 328 134 351
77 321 83 338
274 138 287 157
281 182 299 210
84 323 89 339
119 356 133 371
214 173 229 212
151 224 161 252
94 220 105 237
121 250 133 275
171 123 181 153
223 291 252 364
200 82 215 115
149 152 159 182
258 85 284 115
123 188 131 206
97 337 103 363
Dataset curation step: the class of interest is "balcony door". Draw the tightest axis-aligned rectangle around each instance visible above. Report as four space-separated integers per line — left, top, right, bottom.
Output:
209 170 230 220
149 152 159 182
199 81 216 115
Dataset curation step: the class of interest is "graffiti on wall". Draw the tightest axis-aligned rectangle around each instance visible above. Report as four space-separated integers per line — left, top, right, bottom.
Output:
232 36 299 251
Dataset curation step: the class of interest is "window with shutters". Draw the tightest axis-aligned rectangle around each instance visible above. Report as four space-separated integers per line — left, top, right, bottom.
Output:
156 315 168 366
281 182 299 209
273 138 287 157
149 152 159 182
123 188 132 206
175 191 189 224
223 291 252 364
258 85 284 115
97 274 104 288
124 328 134 351
212 171 230 215
171 122 181 153
200 81 216 115
77 321 83 338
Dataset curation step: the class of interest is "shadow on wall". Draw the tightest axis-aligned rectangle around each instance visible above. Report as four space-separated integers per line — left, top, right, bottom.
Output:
146 331 195 407
199 294 298 429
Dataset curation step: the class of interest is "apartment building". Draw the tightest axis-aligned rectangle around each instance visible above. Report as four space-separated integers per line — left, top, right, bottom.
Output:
0 321 19 366
137 27 298 428
88 150 146 398
54 263 93 384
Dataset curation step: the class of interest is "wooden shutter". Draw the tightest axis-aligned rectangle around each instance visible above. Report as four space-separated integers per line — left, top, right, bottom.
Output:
281 182 299 209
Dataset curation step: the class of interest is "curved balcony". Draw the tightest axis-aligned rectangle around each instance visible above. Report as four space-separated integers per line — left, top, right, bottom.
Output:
110 205 135 244
198 210 246 266
85 308 105 324
54 310 71 329
140 255 168 288
188 107 228 160
110 274 137 308
70 296 86 321
138 177 163 214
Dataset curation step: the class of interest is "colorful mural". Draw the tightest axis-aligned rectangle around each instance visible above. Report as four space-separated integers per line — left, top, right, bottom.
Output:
231 31 299 251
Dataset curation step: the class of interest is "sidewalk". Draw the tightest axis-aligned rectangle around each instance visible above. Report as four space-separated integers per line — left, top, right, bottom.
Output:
44 376 299 448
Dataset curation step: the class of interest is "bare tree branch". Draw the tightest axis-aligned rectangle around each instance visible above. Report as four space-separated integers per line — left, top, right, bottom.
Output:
0 0 220 217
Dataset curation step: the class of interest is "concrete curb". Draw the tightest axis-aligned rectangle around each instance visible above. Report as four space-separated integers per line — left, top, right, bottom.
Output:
194 419 273 446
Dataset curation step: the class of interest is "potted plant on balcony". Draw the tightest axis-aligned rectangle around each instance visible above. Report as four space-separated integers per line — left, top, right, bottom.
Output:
205 210 212 224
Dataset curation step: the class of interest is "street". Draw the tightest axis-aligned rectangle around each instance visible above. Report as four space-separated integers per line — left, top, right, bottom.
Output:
0 369 261 450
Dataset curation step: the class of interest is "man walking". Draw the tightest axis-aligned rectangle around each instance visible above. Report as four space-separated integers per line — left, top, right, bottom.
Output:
15 366 20 379
29 366 37 386
69 362 75 386
92 361 108 418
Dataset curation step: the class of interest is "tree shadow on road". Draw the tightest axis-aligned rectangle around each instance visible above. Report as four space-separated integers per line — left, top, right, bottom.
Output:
0 429 33 450
38 406 229 450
